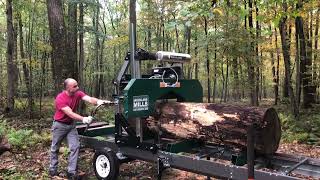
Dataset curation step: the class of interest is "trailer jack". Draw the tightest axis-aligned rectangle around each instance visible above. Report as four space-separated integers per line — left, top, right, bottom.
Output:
157 156 170 180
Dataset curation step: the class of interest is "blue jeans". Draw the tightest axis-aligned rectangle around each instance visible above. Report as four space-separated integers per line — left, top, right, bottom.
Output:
49 121 80 174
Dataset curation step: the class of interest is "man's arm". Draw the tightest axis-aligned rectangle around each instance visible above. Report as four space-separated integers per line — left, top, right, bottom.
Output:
61 106 85 121
82 95 110 105
82 95 99 105
61 106 93 124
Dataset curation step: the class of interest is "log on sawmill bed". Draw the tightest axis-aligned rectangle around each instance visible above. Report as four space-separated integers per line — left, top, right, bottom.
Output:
146 102 281 155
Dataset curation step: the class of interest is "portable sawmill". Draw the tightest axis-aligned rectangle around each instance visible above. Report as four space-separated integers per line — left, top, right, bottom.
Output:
76 1 320 179
77 47 320 180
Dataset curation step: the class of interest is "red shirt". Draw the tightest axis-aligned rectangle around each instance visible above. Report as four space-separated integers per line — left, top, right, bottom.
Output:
53 90 86 123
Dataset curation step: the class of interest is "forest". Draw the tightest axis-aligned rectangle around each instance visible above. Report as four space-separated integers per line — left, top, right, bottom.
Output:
0 0 320 179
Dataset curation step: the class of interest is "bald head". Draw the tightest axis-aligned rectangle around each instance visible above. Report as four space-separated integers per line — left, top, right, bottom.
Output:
64 78 78 89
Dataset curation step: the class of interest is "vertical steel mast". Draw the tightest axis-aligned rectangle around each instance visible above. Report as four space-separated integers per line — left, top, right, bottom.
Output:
129 0 140 78
129 0 143 141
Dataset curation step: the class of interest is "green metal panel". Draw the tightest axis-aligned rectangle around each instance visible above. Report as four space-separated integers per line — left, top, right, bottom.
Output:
165 139 202 153
123 79 203 118
231 152 247 166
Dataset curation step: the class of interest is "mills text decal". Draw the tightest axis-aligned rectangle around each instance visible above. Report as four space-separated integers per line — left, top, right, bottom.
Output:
133 95 149 111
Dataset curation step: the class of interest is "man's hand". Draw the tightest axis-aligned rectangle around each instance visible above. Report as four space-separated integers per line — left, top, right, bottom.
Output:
82 116 93 124
97 100 112 106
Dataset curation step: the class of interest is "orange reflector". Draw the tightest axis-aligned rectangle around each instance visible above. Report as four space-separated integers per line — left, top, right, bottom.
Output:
159 82 181 88
159 82 166 88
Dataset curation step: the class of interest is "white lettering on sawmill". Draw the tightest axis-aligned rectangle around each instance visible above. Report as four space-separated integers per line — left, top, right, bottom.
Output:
133 95 149 111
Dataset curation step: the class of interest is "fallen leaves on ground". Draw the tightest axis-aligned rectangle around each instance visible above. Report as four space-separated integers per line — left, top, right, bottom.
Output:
0 139 320 179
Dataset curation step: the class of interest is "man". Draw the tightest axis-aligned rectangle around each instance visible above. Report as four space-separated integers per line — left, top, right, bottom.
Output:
49 78 110 179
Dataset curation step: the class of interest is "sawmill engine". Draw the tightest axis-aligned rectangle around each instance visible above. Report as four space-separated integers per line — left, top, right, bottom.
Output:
142 49 191 86
150 51 191 82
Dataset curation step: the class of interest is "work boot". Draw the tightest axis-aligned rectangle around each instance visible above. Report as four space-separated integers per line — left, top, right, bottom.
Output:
67 172 80 180
49 170 58 177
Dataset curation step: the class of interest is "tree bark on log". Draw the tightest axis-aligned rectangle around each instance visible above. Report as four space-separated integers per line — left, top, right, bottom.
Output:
147 102 281 155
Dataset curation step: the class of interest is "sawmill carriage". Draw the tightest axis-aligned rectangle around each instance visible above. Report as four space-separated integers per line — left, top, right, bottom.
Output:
76 1 320 179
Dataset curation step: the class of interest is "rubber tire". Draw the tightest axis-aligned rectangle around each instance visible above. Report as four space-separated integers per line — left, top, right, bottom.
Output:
93 150 119 180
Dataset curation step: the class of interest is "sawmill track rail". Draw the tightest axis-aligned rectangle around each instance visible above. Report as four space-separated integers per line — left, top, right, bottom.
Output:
78 134 320 180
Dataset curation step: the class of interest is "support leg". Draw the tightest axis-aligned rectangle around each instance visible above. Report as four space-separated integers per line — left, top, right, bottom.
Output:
207 156 211 180
247 125 255 180
157 157 164 180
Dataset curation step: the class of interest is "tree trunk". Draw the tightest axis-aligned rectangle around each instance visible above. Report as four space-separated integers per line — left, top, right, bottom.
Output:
282 24 292 99
314 8 319 102
26 2 36 118
162 6 165 51
18 13 32 101
275 28 281 102
173 13 180 52
204 17 211 103
13 18 19 90
79 2 84 86
295 19 301 107
194 29 198 80
6 0 17 112
67 1 78 79
186 26 192 79
213 20 217 103
220 59 225 103
270 25 279 105
255 0 260 105
39 48 47 117
147 102 281 155
99 14 107 97
233 57 240 100
279 3 299 117
295 1 316 108
46 0 67 94
0 56 3 97
94 3 100 97
248 0 258 106
224 58 229 102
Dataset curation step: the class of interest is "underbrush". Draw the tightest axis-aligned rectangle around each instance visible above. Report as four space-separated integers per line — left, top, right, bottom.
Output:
276 104 320 145
0 119 51 151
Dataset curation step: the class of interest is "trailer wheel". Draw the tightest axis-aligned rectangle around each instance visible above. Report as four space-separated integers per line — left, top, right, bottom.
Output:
93 150 119 180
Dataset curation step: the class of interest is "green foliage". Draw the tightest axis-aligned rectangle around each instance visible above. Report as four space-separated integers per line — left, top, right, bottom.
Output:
279 108 320 145
0 118 6 137
0 168 35 180
91 106 114 124
62 146 70 157
7 127 51 150
31 131 52 145
7 129 34 150
35 40 52 53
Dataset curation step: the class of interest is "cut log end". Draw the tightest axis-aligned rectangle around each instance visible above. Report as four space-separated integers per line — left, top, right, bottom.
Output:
257 108 281 154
